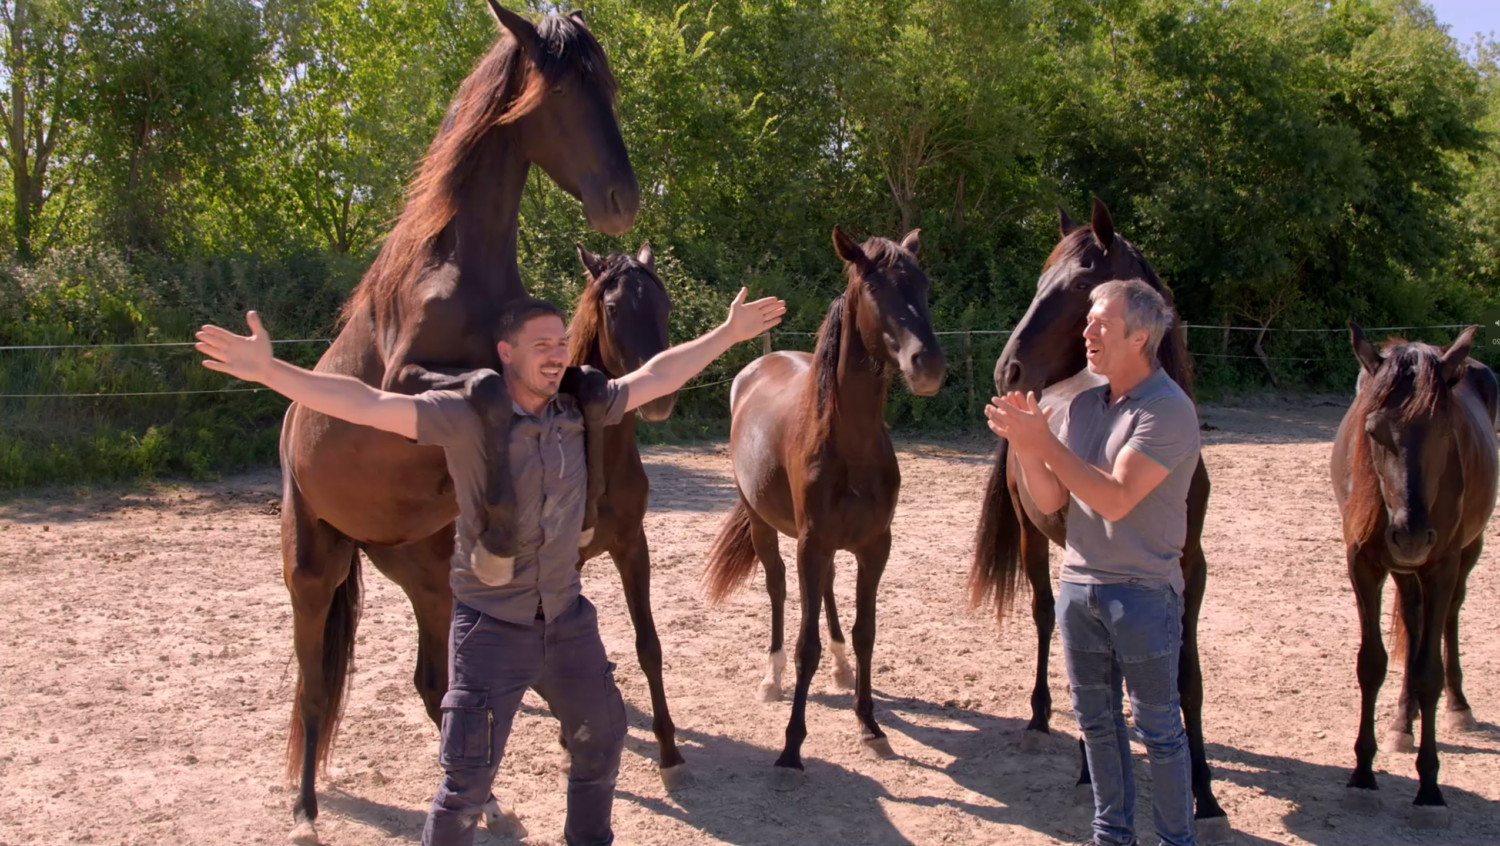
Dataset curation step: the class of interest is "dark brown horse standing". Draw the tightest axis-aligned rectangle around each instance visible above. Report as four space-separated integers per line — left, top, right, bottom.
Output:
566 241 691 788
703 227 945 788
968 198 1231 843
1331 324 1495 828
276 6 638 843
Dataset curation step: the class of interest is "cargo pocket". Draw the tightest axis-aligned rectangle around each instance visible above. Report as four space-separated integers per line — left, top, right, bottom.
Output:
438 688 492 769
601 661 627 747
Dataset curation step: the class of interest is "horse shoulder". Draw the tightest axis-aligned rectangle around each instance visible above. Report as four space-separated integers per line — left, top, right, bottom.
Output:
381 265 501 377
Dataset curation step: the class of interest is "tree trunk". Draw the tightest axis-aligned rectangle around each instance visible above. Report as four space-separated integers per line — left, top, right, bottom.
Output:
953 172 965 226
1253 325 1281 390
10 0 32 263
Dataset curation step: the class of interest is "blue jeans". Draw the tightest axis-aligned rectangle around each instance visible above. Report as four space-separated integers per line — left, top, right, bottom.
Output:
421 596 626 846
1057 581 1194 846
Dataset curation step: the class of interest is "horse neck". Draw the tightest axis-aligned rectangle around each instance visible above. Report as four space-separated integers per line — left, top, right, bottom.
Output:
815 291 890 452
446 125 531 303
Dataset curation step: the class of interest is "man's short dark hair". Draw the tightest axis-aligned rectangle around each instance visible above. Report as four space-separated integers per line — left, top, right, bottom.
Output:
496 297 565 344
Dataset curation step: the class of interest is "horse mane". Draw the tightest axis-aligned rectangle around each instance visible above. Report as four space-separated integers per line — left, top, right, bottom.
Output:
1124 239 1195 401
1344 338 1453 545
806 237 909 422
566 253 663 368
342 15 617 328
810 292 848 415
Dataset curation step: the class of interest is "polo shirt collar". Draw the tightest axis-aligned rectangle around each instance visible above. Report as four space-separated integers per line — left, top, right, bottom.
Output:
1101 366 1166 407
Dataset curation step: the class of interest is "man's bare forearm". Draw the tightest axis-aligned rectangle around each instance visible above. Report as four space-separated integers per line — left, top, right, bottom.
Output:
259 359 417 438
1013 446 1069 514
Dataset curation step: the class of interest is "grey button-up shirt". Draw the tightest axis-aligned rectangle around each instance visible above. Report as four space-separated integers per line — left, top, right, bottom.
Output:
413 379 629 624
1057 367 1200 595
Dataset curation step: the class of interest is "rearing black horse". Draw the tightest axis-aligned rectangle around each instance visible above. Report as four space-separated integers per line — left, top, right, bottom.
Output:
969 198 1230 843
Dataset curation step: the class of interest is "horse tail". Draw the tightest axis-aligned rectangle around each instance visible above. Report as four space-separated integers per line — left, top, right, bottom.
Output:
1388 585 1410 666
968 438 1025 624
286 549 363 781
704 497 759 604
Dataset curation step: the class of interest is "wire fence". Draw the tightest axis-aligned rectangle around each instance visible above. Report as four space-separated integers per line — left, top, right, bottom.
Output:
0 321 1476 400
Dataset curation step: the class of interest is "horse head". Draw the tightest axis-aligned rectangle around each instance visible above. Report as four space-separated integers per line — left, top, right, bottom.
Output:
1346 323 1478 566
490 3 639 234
831 226 945 396
995 197 1182 397
572 241 675 421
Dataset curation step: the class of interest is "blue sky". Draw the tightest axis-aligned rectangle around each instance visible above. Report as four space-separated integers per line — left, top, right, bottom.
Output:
1427 0 1499 49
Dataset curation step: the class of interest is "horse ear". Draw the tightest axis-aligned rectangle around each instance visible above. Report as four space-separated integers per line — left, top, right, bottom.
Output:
831 225 867 267
898 228 921 258
575 243 606 280
1090 195 1115 252
1058 206 1075 237
1349 322 1383 376
636 240 655 272
488 1 538 54
1441 325 1478 386
569 9 587 27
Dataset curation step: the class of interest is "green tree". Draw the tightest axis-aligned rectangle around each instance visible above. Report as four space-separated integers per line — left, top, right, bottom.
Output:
78 0 265 255
0 0 88 262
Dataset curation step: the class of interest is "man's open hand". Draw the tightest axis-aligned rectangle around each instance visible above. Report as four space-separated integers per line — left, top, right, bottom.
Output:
196 311 275 384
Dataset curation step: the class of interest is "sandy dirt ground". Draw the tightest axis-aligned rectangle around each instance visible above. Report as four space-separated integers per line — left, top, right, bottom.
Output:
1 396 1497 846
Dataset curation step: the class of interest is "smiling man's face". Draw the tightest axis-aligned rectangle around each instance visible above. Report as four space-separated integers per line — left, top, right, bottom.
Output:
498 314 568 407
1082 294 1147 376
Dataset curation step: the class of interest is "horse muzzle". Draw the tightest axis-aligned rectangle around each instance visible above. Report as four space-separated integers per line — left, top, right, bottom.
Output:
902 350 946 397
1384 520 1437 568
637 393 677 423
581 175 640 236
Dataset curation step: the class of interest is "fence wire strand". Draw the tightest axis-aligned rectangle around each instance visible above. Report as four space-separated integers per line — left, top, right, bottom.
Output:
0 320 1474 399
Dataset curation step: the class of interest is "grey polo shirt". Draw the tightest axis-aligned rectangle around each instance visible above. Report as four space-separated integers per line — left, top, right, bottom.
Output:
1058 367 1199 595
412 379 629 624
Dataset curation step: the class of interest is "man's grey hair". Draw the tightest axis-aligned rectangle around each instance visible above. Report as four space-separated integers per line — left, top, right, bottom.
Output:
1090 279 1174 361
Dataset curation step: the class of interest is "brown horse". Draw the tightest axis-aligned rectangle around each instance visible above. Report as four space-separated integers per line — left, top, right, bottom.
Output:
1331 323 1495 828
276 6 638 842
968 198 1231 843
703 227 945 788
566 241 691 787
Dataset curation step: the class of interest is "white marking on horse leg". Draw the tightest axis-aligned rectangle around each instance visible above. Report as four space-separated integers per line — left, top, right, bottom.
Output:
470 546 515 587
758 650 786 702
288 819 318 846
482 797 527 839
829 640 855 690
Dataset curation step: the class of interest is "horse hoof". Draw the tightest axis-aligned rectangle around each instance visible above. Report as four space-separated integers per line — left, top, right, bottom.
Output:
861 737 896 760
660 764 694 792
1194 814 1234 845
1074 783 1095 809
757 681 783 703
1443 708 1480 733
1342 787 1381 815
1409 804 1451 829
288 819 319 846
769 767 806 792
1384 730 1415 753
482 798 528 839
1019 729 1051 754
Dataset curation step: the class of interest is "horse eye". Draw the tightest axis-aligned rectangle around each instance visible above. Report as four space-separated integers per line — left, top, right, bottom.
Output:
605 302 618 314
551 84 564 95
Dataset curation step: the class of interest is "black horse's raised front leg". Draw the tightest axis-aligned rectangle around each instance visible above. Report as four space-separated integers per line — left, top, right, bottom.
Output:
561 365 609 546
393 365 517 560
